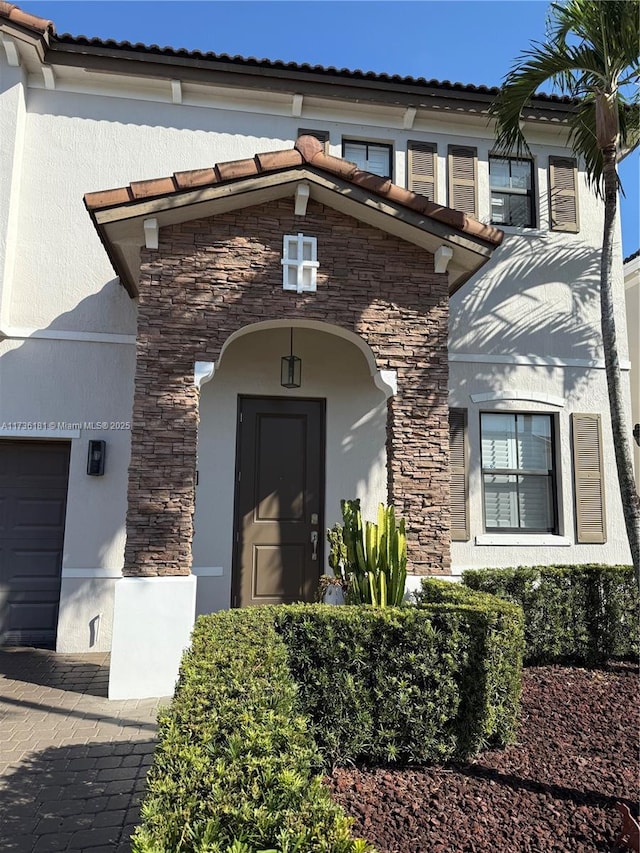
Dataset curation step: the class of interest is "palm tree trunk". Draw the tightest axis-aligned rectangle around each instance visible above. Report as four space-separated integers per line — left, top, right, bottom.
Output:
600 144 640 572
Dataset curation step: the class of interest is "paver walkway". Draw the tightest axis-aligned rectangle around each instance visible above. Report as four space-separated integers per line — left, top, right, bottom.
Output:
0 648 167 852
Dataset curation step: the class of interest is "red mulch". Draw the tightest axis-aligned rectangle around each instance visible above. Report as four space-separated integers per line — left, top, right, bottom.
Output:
328 661 639 853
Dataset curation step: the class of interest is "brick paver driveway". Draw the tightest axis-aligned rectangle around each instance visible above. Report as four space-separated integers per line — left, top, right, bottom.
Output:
0 648 167 852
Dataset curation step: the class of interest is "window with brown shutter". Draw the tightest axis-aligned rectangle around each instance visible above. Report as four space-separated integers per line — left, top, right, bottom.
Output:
447 145 477 216
571 413 606 543
408 141 437 202
298 128 330 153
449 408 469 541
549 157 579 232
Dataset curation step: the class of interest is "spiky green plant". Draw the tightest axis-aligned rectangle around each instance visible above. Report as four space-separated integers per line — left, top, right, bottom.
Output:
328 500 407 607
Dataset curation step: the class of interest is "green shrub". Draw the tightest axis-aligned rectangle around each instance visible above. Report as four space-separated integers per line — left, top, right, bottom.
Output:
461 564 639 664
132 607 374 853
414 580 525 753
275 597 523 765
134 597 525 850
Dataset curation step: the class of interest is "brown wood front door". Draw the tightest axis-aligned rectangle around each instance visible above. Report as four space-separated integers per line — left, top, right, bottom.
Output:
233 397 325 607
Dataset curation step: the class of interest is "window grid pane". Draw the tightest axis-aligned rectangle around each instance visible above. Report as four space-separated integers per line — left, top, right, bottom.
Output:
489 157 534 227
343 141 391 178
481 413 555 532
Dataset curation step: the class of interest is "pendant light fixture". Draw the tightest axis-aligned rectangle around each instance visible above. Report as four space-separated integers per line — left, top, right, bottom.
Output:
280 328 302 388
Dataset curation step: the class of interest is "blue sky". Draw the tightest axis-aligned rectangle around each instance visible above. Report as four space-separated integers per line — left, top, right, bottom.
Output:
27 0 639 256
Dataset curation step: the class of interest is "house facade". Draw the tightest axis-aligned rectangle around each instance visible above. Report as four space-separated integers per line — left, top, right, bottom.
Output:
0 5 633 697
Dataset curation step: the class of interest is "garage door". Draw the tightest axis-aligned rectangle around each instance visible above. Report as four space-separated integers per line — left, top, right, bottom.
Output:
0 440 70 647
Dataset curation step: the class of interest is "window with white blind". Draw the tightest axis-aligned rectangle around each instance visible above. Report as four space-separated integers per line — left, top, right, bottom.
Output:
489 156 535 227
481 412 556 532
343 141 392 178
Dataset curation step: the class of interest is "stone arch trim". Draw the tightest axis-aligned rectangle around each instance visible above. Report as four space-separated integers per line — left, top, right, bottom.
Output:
123 197 451 577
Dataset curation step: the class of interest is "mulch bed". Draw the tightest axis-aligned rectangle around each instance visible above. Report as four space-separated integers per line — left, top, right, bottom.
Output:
328 661 639 853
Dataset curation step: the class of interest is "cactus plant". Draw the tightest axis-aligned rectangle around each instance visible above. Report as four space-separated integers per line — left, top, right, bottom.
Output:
326 499 407 607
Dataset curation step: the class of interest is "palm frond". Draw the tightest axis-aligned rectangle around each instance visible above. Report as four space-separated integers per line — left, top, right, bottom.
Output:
491 40 607 155
619 102 640 162
492 0 640 175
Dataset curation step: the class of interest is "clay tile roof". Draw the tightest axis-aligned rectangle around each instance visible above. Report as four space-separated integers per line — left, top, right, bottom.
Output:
0 4 580 111
84 135 504 247
0 1 54 34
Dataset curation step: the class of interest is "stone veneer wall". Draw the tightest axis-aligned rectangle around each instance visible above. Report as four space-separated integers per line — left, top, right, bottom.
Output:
124 198 450 577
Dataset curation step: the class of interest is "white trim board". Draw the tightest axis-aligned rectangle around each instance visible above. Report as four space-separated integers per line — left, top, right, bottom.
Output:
475 534 571 546
449 352 631 371
0 326 136 345
0 428 81 439
62 568 123 579
470 390 566 407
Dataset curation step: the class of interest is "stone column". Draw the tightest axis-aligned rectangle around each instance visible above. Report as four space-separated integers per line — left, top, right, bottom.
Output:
110 274 201 698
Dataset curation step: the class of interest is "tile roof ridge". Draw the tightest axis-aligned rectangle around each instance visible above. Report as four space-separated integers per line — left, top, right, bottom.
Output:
83 136 503 247
0 2 55 34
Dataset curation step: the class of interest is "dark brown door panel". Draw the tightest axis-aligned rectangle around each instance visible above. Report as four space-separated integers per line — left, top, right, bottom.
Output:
233 397 325 606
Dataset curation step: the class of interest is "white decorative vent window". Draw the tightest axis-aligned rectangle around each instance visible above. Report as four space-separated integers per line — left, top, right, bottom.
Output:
281 233 319 293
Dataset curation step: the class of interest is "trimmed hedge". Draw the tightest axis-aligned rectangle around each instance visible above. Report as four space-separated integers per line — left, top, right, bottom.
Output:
413 580 525 754
461 564 639 665
276 599 523 764
133 599 525 851
132 608 373 853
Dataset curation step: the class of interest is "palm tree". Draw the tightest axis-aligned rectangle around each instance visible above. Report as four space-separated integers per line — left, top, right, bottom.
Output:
491 0 640 571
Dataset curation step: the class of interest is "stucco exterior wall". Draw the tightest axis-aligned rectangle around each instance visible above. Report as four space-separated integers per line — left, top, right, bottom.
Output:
625 256 640 488
449 360 632 570
0 78 623 344
0 334 134 651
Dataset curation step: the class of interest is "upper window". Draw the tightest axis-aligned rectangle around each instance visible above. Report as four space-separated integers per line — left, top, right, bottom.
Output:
343 141 392 178
481 412 556 532
489 156 535 227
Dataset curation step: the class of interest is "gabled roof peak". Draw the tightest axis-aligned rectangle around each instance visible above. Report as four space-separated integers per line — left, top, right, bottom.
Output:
84 136 503 248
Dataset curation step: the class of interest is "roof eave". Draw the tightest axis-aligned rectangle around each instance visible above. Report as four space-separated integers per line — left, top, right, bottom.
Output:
87 167 500 298
43 39 577 121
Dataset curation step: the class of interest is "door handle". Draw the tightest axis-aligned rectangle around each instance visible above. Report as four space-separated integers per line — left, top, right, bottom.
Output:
310 530 318 560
